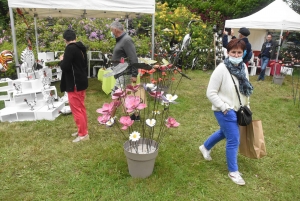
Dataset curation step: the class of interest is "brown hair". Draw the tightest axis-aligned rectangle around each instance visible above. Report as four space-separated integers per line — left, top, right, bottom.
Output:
227 39 246 52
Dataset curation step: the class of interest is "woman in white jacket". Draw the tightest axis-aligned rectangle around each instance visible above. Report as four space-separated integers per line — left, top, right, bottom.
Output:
199 39 254 185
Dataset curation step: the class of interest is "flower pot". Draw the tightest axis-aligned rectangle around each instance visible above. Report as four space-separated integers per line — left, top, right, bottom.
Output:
123 138 159 178
273 75 285 85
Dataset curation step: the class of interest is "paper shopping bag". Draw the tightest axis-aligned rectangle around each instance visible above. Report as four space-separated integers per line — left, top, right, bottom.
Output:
239 120 267 159
129 85 147 105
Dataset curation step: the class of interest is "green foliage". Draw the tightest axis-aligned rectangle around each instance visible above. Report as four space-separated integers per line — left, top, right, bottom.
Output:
44 60 60 67
284 0 300 14
0 0 9 29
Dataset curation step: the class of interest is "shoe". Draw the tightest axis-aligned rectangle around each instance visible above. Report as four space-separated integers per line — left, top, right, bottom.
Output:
228 171 245 185
72 134 90 143
71 132 78 137
199 145 212 161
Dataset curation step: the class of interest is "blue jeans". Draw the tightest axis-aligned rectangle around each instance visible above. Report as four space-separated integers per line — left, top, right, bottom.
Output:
204 110 240 172
258 56 270 80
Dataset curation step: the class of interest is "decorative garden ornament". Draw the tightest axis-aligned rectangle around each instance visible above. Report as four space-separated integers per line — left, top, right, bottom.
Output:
0 50 13 72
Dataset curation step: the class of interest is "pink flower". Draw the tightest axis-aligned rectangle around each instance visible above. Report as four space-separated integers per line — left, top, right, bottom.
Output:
112 88 125 100
149 91 164 98
96 102 115 115
97 114 111 124
119 116 134 130
124 95 147 113
126 84 140 93
165 117 180 128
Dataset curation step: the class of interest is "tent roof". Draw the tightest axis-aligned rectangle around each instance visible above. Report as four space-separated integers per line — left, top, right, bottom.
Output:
225 0 300 31
8 0 155 18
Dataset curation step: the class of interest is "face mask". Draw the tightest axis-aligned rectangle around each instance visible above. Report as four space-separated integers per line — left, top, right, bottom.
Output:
111 31 115 38
229 56 243 65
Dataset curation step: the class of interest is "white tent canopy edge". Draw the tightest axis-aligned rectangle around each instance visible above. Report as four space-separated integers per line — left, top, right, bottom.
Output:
225 0 300 51
7 0 156 77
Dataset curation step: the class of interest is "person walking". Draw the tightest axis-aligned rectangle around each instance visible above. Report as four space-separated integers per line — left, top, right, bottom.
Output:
59 29 89 143
257 34 282 81
199 39 254 185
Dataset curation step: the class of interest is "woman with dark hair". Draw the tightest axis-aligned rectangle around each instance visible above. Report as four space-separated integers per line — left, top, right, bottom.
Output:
199 39 254 185
59 29 89 143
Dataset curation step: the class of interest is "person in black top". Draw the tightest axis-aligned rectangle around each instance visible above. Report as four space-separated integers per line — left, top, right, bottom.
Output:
59 29 89 142
257 34 283 81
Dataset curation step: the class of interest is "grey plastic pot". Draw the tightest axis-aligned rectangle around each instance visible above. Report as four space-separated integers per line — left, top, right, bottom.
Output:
273 75 285 85
123 138 159 178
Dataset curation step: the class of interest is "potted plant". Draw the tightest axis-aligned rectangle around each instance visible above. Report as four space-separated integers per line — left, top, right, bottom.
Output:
96 59 190 178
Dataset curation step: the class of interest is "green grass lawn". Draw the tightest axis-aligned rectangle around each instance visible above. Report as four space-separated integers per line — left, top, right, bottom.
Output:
0 70 299 200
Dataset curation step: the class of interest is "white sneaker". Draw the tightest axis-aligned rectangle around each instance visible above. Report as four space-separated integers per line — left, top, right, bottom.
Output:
199 145 212 161
71 132 78 137
228 171 245 185
72 134 90 143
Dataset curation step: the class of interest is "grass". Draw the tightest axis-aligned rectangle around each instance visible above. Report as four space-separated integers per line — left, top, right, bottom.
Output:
0 70 299 201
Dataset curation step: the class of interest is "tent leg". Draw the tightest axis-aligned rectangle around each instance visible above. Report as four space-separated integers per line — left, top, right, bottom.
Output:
276 29 283 62
34 15 39 54
151 14 155 60
9 7 20 79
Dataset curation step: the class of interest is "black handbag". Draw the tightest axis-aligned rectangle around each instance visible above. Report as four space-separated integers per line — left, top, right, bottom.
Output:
227 68 252 126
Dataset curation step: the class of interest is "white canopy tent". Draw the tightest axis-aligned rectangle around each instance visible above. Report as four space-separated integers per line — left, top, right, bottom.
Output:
225 0 300 51
7 0 156 74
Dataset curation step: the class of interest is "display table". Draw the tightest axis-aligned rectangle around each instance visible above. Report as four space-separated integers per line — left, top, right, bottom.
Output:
97 68 140 95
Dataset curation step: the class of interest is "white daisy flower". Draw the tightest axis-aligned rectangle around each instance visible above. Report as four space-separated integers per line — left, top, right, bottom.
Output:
129 131 141 141
165 94 178 102
146 119 156 127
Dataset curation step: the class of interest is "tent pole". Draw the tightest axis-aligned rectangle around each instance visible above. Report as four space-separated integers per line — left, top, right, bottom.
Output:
34 14 39 54
273 28 284 82
276 29 283 62
151 14 155 60
9 7 20 78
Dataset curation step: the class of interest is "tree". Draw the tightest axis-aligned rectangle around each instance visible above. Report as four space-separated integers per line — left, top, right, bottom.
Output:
159 0 274 19
284 0 300 14
0 0 9 29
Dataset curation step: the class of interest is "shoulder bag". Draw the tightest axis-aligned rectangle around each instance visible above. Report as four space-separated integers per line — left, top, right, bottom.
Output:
227 68 252 126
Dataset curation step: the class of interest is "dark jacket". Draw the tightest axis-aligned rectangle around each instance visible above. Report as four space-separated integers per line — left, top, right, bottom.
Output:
240 37 252 63
260 40 281 59
112 33 138 79
59 42 88 92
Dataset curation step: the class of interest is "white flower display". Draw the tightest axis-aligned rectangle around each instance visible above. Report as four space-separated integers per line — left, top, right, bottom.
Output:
146 119 156 127
129 131 141 141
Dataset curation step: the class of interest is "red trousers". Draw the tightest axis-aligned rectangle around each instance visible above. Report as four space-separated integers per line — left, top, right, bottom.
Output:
68 88 88 136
